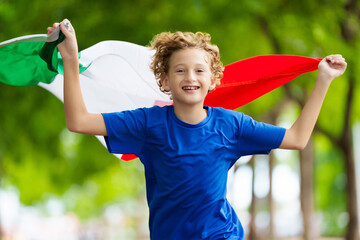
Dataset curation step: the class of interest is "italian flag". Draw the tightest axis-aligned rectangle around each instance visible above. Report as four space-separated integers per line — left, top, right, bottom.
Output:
0 27 321 160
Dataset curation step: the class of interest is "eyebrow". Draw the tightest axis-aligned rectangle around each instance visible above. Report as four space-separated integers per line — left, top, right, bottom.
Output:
173 63 208 68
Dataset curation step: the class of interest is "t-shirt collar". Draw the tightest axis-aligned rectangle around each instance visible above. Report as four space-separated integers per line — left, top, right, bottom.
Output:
169 105 212 128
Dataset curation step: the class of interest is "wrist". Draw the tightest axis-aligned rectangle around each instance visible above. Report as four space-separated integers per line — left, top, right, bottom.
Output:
62 56 80 74
314 75 332 94
316 72 333 86
62 54 79 63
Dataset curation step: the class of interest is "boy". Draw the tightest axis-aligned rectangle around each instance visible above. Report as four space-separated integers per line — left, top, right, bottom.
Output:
48 19 346 239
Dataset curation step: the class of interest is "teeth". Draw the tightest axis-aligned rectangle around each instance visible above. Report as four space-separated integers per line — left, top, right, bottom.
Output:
183 86 199 90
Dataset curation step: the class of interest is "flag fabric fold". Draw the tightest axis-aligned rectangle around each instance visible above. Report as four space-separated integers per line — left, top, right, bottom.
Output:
0 29 321 161
0 27 90 86
205 55 321 109
0 34 58 86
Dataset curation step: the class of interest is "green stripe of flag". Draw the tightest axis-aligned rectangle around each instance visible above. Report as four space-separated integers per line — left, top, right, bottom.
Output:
0 29 89 87
0 39 58 86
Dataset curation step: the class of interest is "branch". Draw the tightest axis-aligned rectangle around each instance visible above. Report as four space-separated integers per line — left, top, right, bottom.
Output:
314 124 341 146
258 15 281 54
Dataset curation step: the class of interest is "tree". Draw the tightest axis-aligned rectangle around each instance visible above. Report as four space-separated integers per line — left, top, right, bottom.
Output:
1 0 359 238
332 0 359 238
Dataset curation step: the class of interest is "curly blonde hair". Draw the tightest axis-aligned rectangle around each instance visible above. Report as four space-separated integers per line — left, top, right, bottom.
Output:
149 31 224 94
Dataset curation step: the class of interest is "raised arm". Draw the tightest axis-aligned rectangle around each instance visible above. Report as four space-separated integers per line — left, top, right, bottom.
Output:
48 20 107 136
279 54 347 150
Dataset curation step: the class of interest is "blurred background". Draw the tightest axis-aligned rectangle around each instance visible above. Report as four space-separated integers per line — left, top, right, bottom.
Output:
0 0 360 239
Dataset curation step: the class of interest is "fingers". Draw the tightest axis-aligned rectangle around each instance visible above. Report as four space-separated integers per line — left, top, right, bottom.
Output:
325 54 346 65
321 54 347 77
59 19 75 35
46 27 53 34
46 22 59 34
47 19 74 36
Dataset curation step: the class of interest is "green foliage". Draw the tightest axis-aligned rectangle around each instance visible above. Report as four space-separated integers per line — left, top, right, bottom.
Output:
0 0 359 235
0 84 143 214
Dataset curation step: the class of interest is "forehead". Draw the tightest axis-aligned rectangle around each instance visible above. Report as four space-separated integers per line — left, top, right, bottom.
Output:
169 48 210 67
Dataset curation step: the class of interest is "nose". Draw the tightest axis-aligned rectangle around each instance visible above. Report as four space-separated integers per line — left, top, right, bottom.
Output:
186 70 196 81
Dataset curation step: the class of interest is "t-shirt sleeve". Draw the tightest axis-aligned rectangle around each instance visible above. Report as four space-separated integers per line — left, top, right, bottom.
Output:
101 108 147 155
238 113 286 156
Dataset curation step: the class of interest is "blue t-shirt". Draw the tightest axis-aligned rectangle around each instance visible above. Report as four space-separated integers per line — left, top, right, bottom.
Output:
102 106 285 240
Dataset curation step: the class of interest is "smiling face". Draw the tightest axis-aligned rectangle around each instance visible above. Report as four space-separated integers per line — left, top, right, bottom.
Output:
161 48 216 108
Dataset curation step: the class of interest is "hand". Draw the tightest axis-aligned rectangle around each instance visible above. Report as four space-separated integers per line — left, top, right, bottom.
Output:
318 54 347 83
47 19 78 60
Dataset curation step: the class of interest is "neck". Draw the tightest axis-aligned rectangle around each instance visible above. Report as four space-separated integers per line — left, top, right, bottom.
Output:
173 102 207 125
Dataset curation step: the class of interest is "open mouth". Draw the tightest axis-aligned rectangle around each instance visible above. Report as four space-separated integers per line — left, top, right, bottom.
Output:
182 86 200 90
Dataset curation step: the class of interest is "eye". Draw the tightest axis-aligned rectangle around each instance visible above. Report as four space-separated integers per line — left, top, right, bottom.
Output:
196 69 204 73
176 69 185 73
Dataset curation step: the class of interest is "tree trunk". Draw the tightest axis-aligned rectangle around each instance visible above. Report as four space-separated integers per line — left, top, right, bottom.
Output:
337 0 360 237
343 137 359 240
249 156 257 240
268 151 275 240
300 137 318 240
339 0 359 236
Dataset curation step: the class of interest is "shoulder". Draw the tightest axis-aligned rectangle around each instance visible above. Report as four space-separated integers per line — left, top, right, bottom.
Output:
209 107 259 134
210 106 247 121
102 106 170 136
102 105 168 123
109 105 168 116
139 105 172 128
141 105 170 118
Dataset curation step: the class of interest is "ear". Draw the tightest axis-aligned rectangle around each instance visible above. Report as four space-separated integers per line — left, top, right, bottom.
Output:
160 74 171 92
208 77 217 92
